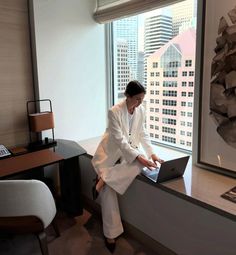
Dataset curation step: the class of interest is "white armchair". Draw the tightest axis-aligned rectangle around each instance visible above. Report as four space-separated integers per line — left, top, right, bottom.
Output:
0 179 59 255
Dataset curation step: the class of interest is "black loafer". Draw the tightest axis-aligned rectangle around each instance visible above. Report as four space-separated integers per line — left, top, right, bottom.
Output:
104 238 116 253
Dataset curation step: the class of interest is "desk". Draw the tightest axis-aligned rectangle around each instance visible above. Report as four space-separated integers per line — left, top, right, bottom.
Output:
0 139 86 216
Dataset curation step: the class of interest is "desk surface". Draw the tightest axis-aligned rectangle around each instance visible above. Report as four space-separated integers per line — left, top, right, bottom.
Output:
0 149 63 178
0 139 87 179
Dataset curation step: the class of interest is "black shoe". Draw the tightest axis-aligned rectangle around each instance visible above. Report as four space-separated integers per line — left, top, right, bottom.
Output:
104 238 116 253
92 176 99 200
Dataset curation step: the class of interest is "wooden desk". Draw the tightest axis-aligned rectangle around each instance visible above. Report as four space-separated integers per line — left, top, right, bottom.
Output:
0 149 63 178
0 139 86 216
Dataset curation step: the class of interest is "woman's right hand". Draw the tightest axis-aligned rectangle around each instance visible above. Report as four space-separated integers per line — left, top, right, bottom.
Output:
136 155 157 169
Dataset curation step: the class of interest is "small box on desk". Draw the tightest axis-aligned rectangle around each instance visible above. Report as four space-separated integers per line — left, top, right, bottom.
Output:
29 112 54 132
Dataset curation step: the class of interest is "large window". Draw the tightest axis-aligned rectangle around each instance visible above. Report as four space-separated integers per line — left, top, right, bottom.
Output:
112 0 197 151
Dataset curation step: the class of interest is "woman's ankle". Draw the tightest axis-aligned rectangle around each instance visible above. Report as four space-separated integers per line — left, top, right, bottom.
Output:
96 178 105 192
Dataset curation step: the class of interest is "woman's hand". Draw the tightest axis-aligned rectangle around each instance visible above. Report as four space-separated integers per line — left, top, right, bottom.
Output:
136 155 157 169
151 154 164 164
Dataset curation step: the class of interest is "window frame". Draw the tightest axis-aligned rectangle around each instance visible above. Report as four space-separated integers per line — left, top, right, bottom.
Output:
105 0 201 156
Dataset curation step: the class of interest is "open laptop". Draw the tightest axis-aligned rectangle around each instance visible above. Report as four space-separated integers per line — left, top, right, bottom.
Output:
141 156 190 183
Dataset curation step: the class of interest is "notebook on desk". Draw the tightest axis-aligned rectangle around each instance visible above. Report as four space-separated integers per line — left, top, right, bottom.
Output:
141 156 190 183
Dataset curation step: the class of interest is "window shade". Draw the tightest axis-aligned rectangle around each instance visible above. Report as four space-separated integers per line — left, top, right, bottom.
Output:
94 0 183 23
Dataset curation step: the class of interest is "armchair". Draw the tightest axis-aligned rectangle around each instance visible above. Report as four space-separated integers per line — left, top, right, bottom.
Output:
0 179 59 255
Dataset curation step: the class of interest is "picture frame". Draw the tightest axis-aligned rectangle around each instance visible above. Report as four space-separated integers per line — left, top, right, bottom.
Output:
198 0 236 177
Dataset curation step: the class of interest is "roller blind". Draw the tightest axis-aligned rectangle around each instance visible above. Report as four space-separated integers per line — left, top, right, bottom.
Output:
94 0 183 23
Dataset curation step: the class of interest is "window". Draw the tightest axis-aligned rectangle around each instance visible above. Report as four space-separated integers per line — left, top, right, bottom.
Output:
185 60 192 67
162 136 176 144
153 62 158 68
163 100 177 106
163 70 178 77
162 118 176 125
162 127 176 134
111 0 197 151
163 81 177 87
187 141 192 146
163 90 177 97
162 109 177 116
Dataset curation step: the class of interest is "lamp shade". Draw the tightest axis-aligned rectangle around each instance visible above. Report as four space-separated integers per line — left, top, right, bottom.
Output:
29 112 54 132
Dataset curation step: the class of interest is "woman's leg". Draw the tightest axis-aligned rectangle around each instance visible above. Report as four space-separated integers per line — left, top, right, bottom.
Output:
100 184 124 239
101 160 142 195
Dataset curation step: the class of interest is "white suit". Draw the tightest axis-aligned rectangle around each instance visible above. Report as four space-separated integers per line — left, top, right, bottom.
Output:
92 99 154 238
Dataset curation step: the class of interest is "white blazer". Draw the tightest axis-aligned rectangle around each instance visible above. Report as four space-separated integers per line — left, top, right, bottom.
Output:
92 100 154 171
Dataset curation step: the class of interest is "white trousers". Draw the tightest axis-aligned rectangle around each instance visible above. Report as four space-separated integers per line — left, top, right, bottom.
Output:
98 160 143 239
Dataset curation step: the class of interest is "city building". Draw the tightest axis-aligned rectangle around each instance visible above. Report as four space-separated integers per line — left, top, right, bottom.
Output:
137 51 144 84
144 14 173 58
113 39 131 102
144 14 173 87
146 28 196 150
113 16 138 80
170 0 197 37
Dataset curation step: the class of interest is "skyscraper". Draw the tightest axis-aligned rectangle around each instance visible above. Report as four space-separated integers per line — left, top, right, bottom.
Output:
170 0 197 37
113 39 131 103
113 16 138 80
144 14 172 87
144 14 173 58
137 51 144 84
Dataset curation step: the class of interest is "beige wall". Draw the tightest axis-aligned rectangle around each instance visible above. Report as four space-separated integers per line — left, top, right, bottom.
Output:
0 0 35 147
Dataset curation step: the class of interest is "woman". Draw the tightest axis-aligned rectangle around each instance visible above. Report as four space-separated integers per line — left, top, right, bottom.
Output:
92 80 163 253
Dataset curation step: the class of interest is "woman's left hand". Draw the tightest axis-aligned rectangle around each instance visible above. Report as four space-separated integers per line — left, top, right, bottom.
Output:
151 154 164 164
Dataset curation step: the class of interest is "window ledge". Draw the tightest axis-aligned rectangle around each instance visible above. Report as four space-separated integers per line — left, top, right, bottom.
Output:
78 136 236 221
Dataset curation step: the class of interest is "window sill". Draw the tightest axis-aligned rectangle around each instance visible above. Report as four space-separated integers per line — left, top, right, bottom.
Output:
78 136 236 221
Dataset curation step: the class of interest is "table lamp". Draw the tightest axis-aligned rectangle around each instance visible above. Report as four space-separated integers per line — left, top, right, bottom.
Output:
27 99 57 150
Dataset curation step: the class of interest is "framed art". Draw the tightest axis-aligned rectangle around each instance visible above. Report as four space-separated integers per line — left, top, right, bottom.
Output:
198 0 236 177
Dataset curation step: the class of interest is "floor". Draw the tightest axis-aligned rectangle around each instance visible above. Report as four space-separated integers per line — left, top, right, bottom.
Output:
0 210 158 255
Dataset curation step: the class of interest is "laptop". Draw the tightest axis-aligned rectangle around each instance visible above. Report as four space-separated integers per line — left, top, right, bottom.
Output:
141 156 190 183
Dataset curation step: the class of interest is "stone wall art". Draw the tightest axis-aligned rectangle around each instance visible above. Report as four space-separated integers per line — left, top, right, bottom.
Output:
198 0 236 177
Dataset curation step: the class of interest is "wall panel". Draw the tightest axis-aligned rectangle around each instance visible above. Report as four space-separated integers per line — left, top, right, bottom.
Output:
0 0 34 147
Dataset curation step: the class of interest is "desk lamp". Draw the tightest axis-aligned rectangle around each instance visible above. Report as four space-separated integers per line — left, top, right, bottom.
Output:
27 99 57 150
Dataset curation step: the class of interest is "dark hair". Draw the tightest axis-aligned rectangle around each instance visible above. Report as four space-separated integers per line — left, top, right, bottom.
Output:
124 80 146 97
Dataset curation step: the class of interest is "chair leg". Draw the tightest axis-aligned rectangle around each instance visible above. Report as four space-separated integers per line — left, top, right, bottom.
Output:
37 231 49 255
52 218 60 237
